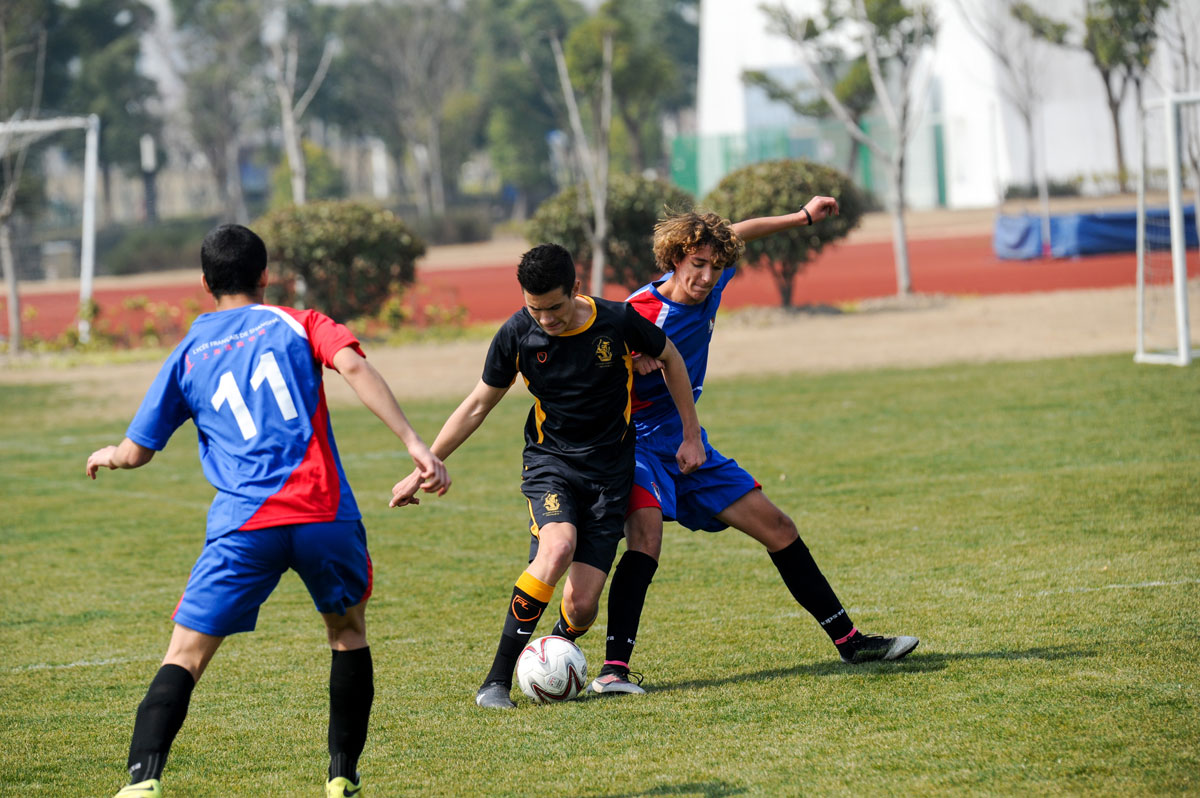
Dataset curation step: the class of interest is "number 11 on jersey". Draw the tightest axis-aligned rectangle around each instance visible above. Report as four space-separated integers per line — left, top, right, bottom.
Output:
211 351 300 440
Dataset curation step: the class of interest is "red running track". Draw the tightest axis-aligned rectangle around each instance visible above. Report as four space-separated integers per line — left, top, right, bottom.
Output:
2 233 1186 344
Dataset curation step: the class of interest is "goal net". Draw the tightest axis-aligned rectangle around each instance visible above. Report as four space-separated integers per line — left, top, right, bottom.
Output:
1136 93 1200 366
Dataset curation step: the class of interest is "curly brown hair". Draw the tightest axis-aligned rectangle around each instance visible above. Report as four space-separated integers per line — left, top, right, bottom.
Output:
652 210 746 273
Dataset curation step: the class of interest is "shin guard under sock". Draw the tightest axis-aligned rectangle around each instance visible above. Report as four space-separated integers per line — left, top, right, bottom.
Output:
126 664 195 783
483 570 553 686
329 646 373 781
769 537 855 642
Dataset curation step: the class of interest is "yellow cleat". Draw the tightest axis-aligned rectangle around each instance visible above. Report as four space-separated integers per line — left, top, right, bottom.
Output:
114 779 161 798
326 775 363 797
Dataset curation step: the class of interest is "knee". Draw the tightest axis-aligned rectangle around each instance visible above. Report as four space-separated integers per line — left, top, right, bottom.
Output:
761 512 799 552
561 589 599 625
532 535 574 570
624 513 664 561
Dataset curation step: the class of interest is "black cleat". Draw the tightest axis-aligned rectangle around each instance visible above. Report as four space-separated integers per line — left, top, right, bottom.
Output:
837 631 920 664
475 680 516 709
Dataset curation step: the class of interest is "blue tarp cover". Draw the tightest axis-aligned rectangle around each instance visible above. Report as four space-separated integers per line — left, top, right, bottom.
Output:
993 206 1198 260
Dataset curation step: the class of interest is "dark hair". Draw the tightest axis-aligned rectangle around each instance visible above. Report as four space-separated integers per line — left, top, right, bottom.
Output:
517 243 577 296
201 224 268 298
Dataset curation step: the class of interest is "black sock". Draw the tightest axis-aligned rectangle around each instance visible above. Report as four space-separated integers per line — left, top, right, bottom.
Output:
483 571 552 687
126 664 195 783
769 537 855 643
329 647 373 781
603 550 659 668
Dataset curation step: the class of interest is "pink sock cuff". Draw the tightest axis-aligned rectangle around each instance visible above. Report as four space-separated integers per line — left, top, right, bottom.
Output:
604 659 630 668
833 628 858 646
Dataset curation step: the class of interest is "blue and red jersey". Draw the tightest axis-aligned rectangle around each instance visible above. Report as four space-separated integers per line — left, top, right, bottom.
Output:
626 266 737 432
126 305 363 541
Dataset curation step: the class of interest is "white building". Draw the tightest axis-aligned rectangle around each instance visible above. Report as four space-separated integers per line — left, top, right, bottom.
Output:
691 0 1199 209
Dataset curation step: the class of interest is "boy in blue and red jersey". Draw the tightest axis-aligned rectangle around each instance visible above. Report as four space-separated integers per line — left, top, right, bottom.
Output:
565 200 919 694
86 224 448 798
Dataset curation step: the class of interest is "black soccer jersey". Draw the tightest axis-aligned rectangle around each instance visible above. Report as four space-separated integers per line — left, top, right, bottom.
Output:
482 296 668 479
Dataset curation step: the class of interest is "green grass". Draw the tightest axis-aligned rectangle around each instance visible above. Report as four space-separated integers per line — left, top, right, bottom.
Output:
1 354 1197 796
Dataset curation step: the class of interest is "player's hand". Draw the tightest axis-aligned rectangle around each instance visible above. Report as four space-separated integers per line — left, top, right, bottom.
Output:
675 435 707 475
632 353 664 376
389 468 425 507
804 195 839 224
409 444 450 496
86 446 119 479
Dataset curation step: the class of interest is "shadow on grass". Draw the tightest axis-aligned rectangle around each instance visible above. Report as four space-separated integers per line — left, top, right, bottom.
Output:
644 644 1094 692
584 780 747 798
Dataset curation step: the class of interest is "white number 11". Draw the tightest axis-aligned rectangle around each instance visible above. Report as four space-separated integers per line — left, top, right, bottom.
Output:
211 351 300 440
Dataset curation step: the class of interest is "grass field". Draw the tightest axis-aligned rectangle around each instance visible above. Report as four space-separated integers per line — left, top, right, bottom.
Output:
1 354 1198 797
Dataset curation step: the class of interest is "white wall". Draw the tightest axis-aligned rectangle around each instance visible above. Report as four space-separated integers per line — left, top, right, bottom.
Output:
696 0 1196 209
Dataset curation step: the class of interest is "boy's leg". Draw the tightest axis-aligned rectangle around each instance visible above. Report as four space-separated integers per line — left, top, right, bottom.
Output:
124 625 223 787
718 489 918 663
552 560 608 640
477 521 576 708
322 601 371 786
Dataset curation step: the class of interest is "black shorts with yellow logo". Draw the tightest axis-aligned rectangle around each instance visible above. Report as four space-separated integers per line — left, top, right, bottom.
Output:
521 459 632 573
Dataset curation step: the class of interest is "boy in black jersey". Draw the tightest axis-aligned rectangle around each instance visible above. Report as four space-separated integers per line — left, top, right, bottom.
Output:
390 243 704 708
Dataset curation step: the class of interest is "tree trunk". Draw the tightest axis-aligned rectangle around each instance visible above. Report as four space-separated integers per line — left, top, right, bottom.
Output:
142 169 158 222
889 161 912 296
427 119 446 217
0 221 21 355
101 162 114 227
1107 95 1128 193
279 95 307 206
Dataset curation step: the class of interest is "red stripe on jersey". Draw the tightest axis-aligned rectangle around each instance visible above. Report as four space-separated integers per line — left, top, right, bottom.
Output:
273 305 365 367
628 290 665 414
240 396 340 529
360 554 374 604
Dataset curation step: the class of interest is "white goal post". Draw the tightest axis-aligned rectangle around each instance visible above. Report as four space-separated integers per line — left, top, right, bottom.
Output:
1136 93 1199 366
0 114 99 342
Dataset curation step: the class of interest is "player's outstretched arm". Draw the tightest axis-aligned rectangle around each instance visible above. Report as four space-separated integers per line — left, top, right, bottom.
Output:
333 346 450 498
86 438 155 479
731 195 840 243
389 379 509 508
654 338 707 475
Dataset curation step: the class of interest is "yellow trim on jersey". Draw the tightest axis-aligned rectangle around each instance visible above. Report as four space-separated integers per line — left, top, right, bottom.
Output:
522 373 547 443
558 295 598 337
516 570 555 603
622 344 634 426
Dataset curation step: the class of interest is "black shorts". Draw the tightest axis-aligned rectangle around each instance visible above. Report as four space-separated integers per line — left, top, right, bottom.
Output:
520 460 632 573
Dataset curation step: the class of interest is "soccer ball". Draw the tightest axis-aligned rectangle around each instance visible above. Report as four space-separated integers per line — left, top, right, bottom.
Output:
515 635 588 703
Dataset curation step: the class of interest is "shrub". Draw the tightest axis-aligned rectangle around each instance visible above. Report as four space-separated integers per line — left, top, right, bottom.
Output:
527 173 695 290
702 159 865 308
256 200 425 322
96 216 217 276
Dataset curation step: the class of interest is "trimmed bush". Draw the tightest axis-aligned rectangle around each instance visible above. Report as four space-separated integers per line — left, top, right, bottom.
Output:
527 173 695 290
702 159 864 308
256 200 425 322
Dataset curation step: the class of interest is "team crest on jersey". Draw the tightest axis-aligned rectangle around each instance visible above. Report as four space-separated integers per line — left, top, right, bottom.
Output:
537 351 547 363
709 318 716 333
593 336 614 365
543 492 561 514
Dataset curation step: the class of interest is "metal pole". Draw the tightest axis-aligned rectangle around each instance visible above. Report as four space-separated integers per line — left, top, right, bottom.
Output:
1164 97 1191 366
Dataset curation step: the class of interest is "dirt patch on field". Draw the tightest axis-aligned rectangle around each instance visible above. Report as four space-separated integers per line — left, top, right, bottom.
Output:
5 283 1194 421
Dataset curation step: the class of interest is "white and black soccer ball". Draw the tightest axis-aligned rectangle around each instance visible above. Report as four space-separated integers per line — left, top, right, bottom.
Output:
515 635 588 704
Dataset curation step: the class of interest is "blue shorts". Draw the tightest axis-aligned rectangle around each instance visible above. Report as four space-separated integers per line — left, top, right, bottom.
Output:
173 520 372 637
632 423 758 533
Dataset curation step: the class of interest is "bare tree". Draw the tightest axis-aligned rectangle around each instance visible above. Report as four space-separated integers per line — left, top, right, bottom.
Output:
265 5 333 207
761 0 937 296
0 16 46 355
551 32 613 298
952 0 1054 247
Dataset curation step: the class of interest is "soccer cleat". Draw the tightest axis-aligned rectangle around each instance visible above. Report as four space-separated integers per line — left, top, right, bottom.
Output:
114 779 161 798
590 664 646 695
326 775 363 797
837 631 920 664
475 680 516 709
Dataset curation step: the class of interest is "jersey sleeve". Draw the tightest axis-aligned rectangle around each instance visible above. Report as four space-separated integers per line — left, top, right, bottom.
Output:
622 302 668 358
293 308 365 368
481 316 520 388
125 354 191 451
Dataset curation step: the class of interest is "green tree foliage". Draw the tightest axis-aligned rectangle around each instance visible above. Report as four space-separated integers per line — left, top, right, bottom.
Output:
269 140 345 210
257 201 425 322
527 173 694 289
702 159 864 308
